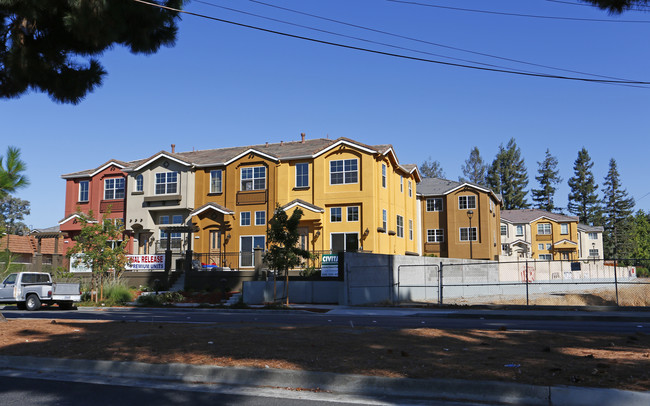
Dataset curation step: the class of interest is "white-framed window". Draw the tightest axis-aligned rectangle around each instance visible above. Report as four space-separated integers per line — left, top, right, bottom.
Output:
460 227 478 241
589 249 599 257
295 163 309 188
560 223 568 235
500 225 507 236
382 164 387 188
330 233 359 252
255 211 266 226
396 215 404 238
240 212 251 226
159 215 183 242
426 198 443 212
502 243 510 254
330 159 358 185
172 215 183 224
588 232 598 240
408 180 412 197
104 178 125 200
539 254 552 261
458 195 476 210
210 170 222 193
538 244 544 250
516 225 524 236
546 243 552 250
400 177 403 192
240 235 265 267
347 206 359 222
427 229 444 243
537 223 552 235
409 219 413 240
241 166 266 191
382 209 387 230
135 175 143 192
330 207 342 222
78 181 89 202
155 172 178 195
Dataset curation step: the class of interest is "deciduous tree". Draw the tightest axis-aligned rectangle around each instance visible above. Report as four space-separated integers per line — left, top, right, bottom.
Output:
567 148 600 225
531 149 562 212
487 138 529 210
66 210 128 302
265 206 310 306
0 195 30 235
0 0 185 103
602 159 635 259
630 210 650 260
459 146 487 186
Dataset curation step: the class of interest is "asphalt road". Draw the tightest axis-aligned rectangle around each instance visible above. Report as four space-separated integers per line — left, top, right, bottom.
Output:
1 306 648 333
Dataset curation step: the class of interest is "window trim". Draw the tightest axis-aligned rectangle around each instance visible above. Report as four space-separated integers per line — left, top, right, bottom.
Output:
560 223 569 235
295 162 309 188
255 211 266 226
539 254 552 261
537 223 552 235
382 209 387 230
500 225 507 236
240 235 266 268
240 211 251 226
588 232 598 240
409 219 413 241
382 164 387 188
408 180 412 197
104 177 125 200
347 206 359 222
427 229 444 243
330 159 359 185
210 169 223 194
155 171 179 195
330 207 342 223
330 232 359 252
396 215 404 238
241 166 266 191
516 225 524 237
458 195 477 210
426 198 443 212
459 227 478 241
78 180 89 202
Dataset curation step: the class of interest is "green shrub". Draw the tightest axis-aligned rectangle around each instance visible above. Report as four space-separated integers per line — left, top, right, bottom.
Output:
136 294 163 306
104 283 133 304
636 267 650 278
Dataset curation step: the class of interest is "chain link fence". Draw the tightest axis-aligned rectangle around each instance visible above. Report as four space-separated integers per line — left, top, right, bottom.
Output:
397 259 649 307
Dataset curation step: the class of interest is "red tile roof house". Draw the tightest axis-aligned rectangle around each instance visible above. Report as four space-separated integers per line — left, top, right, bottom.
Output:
0 233 66 271
59 160 135 255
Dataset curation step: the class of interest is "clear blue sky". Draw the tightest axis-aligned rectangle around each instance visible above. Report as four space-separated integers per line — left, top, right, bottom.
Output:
2 0 649 229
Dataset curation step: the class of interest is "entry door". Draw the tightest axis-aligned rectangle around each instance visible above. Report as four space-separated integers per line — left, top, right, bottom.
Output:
209 230 222 265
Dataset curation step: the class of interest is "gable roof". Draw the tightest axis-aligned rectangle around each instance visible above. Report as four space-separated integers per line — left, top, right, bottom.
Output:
280 199 325 213
578 223 604 233
501 209 578 224
190 202 235 217
61 159 130 179
416 177 502 203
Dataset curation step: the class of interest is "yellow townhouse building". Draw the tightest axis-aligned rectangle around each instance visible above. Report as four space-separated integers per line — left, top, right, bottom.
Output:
500 209 580 261
186 136 421 269
417 178 503 260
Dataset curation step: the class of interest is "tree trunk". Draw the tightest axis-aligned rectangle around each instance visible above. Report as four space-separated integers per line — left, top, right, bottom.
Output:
284 269 289 307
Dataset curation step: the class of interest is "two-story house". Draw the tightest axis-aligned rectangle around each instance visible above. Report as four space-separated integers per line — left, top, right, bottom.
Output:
577 224 604 260
500 209 580 261
417 178 502 260
60 160 134 253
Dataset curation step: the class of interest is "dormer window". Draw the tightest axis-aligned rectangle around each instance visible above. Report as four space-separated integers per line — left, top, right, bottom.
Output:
241 166 266 191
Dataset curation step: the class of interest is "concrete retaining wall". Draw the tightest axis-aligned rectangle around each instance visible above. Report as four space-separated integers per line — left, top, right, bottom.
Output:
243 281 342 304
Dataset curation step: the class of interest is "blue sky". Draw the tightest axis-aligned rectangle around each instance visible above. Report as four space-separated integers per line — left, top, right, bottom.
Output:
2 0 649 228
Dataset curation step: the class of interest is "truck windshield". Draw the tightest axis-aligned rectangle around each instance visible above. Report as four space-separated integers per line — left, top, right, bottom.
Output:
2 274 17 285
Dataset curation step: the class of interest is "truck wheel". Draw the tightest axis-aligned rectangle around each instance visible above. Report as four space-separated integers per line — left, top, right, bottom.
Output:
25 295 41 311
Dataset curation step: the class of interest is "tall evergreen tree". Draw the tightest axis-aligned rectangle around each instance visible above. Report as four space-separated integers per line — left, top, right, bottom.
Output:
602 158 635 259
630 210 650 260
567 148 600 225
486 138 529 210
0 1 185 103
531 149 562 212
459 146 487 186
419 157 446 178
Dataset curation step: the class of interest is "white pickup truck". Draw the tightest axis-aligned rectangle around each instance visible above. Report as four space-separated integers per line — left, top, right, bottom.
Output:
0 272 81 311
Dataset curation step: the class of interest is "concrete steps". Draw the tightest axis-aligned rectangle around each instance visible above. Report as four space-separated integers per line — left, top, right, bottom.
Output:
224 293 241 306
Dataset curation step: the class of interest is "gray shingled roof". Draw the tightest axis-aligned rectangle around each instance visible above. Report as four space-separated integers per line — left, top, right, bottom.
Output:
416 177 501 202
577 223 604 232
61 159 132 179
501 209 578 224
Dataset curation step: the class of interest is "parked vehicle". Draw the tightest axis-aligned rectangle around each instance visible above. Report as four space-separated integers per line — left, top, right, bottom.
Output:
0 272 81 311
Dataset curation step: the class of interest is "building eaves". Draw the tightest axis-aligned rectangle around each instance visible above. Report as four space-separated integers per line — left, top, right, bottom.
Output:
280 199 325 213
578 223 604 232
501 209 579 224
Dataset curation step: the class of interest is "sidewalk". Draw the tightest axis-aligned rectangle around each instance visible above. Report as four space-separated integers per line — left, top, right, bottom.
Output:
0 355 648 406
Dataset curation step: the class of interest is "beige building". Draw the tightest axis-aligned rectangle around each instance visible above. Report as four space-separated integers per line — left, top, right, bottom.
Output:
577 223 604 260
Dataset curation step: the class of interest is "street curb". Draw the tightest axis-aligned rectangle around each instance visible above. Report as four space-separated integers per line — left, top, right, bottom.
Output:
1 355 648 405
432 312 650 323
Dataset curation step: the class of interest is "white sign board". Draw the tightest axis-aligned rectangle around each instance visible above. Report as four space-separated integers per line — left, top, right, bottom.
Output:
321 254 339 277
126 255 165 271
70 253 92 273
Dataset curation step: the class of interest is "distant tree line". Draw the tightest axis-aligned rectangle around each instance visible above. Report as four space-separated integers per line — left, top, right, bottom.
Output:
419 140 646 261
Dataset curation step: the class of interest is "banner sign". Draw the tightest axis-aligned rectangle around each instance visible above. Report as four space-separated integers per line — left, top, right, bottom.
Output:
70 253 92 273
126 255 165 271
321 254 339 277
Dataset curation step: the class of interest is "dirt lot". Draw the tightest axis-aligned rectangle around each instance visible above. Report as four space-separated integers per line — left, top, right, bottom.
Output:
1 317 649 392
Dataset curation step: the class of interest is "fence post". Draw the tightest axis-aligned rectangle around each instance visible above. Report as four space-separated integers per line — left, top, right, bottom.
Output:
439 262 443 306
525 259 529 306
614 258 619 306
